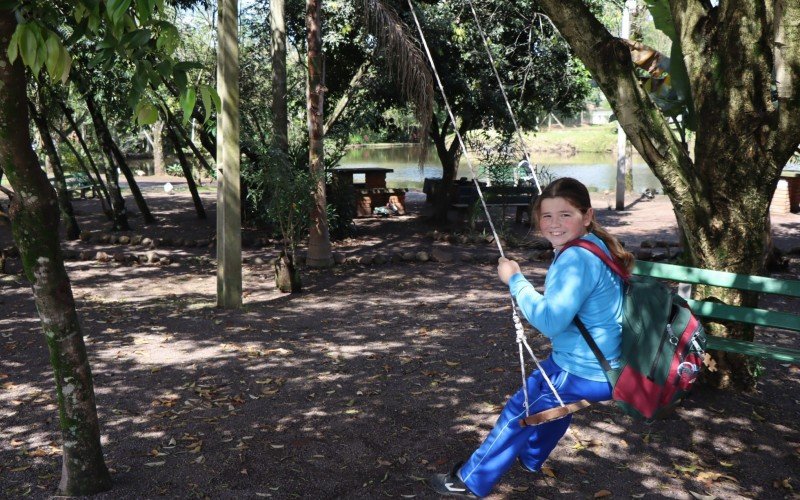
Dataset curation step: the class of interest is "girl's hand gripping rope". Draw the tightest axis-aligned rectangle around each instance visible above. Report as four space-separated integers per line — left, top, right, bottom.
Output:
497 257 521 285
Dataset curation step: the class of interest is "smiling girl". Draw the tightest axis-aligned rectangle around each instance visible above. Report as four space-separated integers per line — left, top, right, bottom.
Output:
430 177 634 498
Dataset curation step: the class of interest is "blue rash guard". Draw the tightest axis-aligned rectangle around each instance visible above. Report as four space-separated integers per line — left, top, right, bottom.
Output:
508 232 623 382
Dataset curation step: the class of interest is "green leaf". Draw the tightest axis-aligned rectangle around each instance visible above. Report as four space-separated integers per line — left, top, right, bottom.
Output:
135 0 154 23
173 61 204 71
45 33 63 81
18 24 39 69
136 101 159 126
644 0 676 41
6 27 19 63
97 32 119 49
87 12 100 33
58 45 73 83
172 68 187 92
121 28 151 49
81 0 101 17
154 60 172 78
180 87 196 124
199 84 213 124
155 22 180 55
107 0 132 26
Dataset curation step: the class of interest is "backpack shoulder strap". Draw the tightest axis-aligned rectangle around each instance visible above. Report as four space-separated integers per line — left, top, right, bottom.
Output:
560 238 626 373
560 238 631 281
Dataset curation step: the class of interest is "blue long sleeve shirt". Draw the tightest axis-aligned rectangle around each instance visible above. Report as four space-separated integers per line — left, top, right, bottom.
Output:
508 232 623 382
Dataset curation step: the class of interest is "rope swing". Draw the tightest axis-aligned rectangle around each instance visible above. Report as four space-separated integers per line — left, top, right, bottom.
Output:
406 0 590 426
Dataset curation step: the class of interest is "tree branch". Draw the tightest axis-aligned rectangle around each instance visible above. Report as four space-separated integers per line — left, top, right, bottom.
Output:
537 0 697 198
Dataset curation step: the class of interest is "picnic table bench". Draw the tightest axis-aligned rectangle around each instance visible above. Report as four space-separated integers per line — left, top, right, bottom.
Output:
451 184 538 224
632 260 800 363
49 173 98 200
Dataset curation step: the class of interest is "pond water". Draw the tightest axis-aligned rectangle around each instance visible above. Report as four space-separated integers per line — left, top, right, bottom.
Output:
340 144 662 192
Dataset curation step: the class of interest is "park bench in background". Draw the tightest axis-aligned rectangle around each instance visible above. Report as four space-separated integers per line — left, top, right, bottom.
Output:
633 260 800 363
451 184 538 224
49 172 98 200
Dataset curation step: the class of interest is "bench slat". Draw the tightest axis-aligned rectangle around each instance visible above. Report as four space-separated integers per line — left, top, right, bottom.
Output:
706 336 800 363
633 261 800 298
686 299 800 332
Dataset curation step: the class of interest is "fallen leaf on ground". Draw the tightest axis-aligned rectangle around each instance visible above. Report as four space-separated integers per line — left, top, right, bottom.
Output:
541 466 556 478
144 461 165 467
593 490 612 498
674 463 698 473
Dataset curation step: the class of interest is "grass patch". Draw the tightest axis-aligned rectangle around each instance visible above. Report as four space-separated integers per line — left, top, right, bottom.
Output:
525 123 619 153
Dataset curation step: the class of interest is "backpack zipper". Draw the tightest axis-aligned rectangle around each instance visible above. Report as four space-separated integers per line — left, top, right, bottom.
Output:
672 324 703 387
648 323 674 381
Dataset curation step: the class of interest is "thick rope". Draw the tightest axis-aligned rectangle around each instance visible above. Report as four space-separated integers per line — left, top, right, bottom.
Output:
407 1 566 416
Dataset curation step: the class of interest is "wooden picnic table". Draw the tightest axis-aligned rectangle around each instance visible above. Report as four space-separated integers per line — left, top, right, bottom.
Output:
331 167 406 216
771 169 800 214
332 167 394 189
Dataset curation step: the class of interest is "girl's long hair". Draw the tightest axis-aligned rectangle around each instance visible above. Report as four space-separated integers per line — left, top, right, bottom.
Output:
533 177 635 271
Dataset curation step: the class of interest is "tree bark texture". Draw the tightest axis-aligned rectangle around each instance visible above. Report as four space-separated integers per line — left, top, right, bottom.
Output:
537 0 800 389
28 99 81 240
271 0 288 152
151 120 165 175
0 11 111 495
306 0 333 267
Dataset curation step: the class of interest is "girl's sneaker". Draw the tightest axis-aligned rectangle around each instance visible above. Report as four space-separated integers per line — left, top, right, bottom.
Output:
428 462 480 498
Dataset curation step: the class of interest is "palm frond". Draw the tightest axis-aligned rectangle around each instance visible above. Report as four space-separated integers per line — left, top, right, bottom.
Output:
361 0 434 161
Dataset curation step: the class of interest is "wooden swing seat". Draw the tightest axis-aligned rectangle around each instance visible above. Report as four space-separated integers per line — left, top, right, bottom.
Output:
519 399 591 427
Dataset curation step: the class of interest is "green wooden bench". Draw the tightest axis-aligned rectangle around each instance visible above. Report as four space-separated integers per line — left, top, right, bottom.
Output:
451 185 538 224
632 260 800 363
50 173 97 200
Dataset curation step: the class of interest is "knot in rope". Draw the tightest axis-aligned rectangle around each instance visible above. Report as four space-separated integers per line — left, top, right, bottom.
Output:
512 311 525 344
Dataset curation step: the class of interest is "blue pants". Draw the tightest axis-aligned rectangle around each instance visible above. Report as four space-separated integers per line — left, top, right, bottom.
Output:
459 358 612 497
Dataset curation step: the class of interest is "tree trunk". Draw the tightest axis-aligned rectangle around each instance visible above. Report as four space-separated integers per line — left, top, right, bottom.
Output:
271 0 288 152
429 114 459 224
306 0 333 267
51 122 113 217
80 93 130 230
165 120 206 219
152 120 165 175
28 100 81 240
0 11 111 495
274 250 302 292
58 101 114 219
84 92 156 225
536 0 800 390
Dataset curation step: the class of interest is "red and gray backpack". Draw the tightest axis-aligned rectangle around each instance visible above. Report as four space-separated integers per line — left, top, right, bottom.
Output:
561 239 707 420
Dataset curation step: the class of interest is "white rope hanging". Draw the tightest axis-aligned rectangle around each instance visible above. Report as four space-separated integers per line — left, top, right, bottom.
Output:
406 0 567 417
464 0 543 197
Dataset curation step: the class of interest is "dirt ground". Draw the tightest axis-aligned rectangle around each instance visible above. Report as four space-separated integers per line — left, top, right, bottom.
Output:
1 177 799 499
